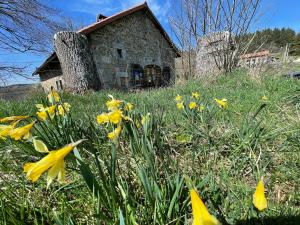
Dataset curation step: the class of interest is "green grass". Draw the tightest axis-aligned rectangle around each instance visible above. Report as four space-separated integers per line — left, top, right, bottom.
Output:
0 70 299 224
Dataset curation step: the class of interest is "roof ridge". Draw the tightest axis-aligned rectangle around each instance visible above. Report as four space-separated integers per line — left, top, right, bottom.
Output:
77 2 147 34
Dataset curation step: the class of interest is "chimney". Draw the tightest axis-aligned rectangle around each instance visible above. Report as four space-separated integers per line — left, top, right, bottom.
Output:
96 14 107 22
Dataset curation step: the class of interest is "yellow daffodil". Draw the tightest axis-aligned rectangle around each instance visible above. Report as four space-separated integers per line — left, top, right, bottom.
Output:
107 126 122 141
175 94 182 102
214 98 228 109
125 102 134 111
36 105 56 121
141 113 150 125
190 189 219 225
261 95 268 101
198 105 205 112
192 92 200 99
47 90 60 104
0 124 14 139
253 178 267 211
189 102 197 109
24 140 84 187
106 95 122 111
108 110 123 124
0 115 29 123
10 122 34 140
58 103 71 116
176 102 184 110
97 113 110 124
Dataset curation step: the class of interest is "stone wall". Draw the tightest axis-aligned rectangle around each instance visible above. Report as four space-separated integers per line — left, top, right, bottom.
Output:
40 74 63 92
87 10 176 89
195 31 234 76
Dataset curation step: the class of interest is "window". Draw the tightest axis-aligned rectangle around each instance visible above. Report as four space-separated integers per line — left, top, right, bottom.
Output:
117 49 123 59
56 80 63 91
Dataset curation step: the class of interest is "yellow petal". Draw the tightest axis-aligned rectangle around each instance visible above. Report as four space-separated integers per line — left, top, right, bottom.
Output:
36 104 45 111
24 140 84 183
175 94 182 102
97 113 109 124
9 122 34 141
177 102 184 110
253 178 267 211
192 92 200 99
24 151 57 182
106 97 122 111
57 160 65 183
189 102 197 109
0 115 28 123
0 124 14 139
108 110 123 124
47 90 60 104
190 189 219 225
107 126 122 140
33 139 49 153
125 102 134 111
37 111 47 121
47 159 64 187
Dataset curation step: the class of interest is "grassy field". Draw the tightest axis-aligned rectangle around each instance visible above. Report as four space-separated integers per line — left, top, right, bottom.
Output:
0 70 299 224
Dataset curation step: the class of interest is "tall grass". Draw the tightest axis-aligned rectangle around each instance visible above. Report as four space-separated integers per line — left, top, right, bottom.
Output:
0 71 299 224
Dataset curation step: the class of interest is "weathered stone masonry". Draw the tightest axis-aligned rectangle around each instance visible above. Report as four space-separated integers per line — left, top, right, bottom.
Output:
88 11 176 89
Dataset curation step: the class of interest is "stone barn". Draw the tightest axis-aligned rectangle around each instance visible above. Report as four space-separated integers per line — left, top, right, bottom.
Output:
33 2 180 92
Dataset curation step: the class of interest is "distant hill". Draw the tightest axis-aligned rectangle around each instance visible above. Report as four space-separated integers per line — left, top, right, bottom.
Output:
0 83 41 100
244 28 300 55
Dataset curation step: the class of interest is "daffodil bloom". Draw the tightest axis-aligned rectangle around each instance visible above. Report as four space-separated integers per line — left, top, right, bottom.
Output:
192 92 200 99
58 103 71 116
47 90 60 104
141 113 150 125
189 102 197 109
24 140 84 187
214 98 228 109
253 178 267 211
36 105 56 121
125 102 134 111
9 122 34 140
0 124 14 139
175 94 182 102
198 105 205 112
97 113 110 124
177 102 184 110
261 95 268 101
106 95 122 111
108 110 123 124
0 115 29 123
135 119 141 128
190 189 219 225
107 126 122 141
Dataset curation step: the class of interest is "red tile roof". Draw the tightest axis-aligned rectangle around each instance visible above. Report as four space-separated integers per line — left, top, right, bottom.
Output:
240 50 270 59
33 2 179 75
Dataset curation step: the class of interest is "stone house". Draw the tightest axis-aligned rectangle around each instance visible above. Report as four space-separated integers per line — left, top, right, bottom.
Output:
33 2 180 92
238 50 276 68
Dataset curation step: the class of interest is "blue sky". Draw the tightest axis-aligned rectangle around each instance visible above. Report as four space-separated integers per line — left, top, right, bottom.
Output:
1 0 300 85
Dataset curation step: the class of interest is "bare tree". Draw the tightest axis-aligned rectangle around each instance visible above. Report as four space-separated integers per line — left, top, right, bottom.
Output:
170 0 262 77
0 0 66 83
